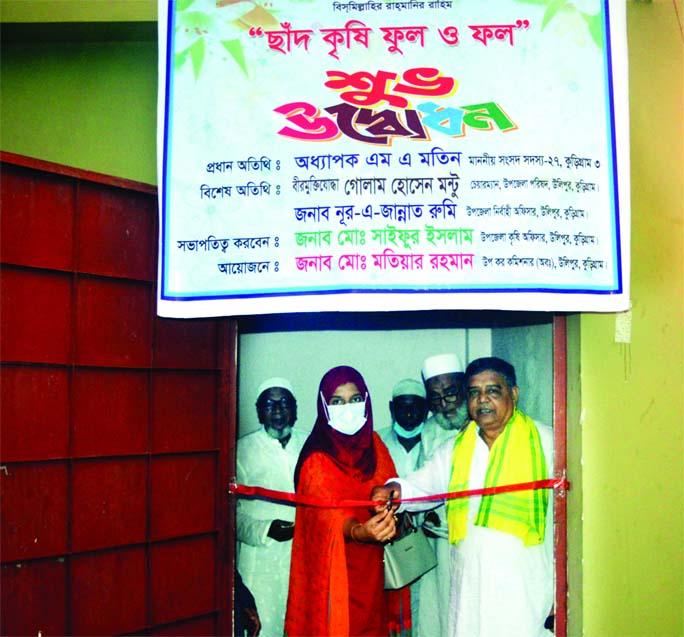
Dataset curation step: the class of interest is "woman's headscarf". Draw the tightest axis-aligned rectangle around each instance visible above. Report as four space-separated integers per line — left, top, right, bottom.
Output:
294 365 376 487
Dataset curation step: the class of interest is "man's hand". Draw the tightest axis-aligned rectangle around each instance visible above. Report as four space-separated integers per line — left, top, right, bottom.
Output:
425 510 441 527
244 606 261 636
370 481 402 514
423 510 442 538
267 519 295 542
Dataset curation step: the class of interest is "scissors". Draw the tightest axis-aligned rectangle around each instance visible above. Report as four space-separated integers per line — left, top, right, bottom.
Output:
387 489 395 511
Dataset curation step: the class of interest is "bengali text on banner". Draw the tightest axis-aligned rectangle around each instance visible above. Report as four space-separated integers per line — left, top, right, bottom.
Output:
157 0 630 317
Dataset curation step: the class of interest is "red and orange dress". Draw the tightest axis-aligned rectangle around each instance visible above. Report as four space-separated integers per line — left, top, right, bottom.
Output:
285 366 410 637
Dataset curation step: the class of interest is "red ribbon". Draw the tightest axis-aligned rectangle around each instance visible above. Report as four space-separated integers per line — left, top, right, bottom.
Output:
228 477 569 509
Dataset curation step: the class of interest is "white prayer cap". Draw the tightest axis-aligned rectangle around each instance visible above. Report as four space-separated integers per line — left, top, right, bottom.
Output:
421 353 464 381
392 378 426 399
256 377 294 401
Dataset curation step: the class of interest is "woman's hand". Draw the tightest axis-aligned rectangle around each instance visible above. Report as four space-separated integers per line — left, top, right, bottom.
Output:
370 482 402 515
364 508 397 543
345 508 397 544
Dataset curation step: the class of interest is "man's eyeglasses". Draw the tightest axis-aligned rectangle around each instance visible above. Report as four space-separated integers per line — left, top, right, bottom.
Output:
262 398 293 411
428 389 461 406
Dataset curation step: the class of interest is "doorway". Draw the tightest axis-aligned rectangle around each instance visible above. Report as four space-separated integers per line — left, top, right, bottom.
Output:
233 310 568 635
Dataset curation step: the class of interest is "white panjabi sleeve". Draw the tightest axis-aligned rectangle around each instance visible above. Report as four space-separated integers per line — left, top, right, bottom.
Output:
391 437 455 513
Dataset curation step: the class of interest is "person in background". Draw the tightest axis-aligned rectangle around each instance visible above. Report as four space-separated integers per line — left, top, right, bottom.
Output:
421 353 468 459
373 357 554 637
236 377 307 637
378 378 428 475
417 353 468 637
285 365 409 637
378 378 429 635
234 569 261 636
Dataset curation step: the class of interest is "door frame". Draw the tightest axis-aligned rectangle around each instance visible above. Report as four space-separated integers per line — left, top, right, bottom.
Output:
229 312 569 636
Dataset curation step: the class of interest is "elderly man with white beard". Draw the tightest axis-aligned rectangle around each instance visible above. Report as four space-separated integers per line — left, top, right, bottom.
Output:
236 377 307 637
373 357 554 637
416 353 468 637
421 353 469 459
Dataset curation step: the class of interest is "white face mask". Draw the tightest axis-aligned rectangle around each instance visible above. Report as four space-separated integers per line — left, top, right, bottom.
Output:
393 421 424 439
322 392 367 435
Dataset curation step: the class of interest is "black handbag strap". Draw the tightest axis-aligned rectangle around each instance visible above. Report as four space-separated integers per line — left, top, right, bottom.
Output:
394 511 418 540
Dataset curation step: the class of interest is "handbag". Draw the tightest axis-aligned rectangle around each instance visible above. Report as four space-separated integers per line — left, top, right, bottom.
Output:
383 512 437 590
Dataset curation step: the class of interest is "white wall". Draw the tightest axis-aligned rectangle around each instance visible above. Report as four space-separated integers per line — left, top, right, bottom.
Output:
237 319 553 438
238 328 474 436
492 322 553 425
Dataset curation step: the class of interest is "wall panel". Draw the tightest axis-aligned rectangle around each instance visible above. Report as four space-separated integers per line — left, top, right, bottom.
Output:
150 536 216 625
0 165 75 271
152 317 219 369
71 458 148 552
72 368 148 457
77 182 156 281
0 462 69 561
71 547 147 636
0 366 70 461
150 454 216 540
0 158 235 636
151 615 217 636
1 559 68 637
151 371 217 453
75 277 152 367
0 268 72 364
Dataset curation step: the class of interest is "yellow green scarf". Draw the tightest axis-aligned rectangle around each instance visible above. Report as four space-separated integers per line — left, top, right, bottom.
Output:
446 409 548 546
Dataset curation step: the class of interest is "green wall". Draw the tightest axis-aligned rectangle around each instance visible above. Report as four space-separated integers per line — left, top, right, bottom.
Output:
578 3 683 635
1 34 157 184
1 2 683 635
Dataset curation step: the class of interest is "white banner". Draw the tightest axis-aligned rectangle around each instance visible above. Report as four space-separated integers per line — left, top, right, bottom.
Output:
157 0 630 317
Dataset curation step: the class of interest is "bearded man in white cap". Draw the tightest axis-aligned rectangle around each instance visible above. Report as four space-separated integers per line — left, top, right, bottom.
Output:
373 357 554 637
421 353 468 460
236 378 307 637
378 378 428 474
378 378 432 635
417 353 468 637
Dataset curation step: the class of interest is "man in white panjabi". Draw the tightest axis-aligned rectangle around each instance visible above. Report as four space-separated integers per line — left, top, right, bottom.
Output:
377 378 429 635
236 377 307 637
378 378 428 481
417 353 468 637
374 357 554 637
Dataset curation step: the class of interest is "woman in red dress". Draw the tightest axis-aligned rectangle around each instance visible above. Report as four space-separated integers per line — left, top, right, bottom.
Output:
285 366 409 637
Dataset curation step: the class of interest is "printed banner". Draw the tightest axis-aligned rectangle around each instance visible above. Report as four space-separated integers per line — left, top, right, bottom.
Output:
157 0 630 317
